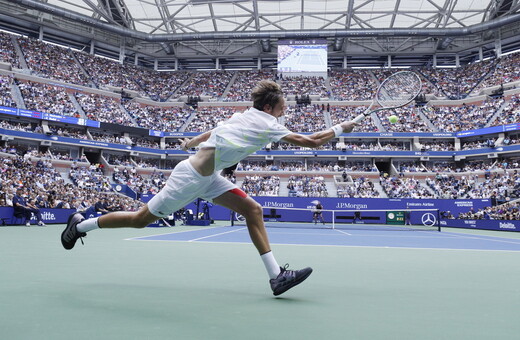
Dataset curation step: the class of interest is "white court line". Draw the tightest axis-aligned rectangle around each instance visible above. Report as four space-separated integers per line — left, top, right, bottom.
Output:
442 231 520 246
125 226 520 251
129 239 520 253
334 229 352 236
124 226 230 241
187 227 247 242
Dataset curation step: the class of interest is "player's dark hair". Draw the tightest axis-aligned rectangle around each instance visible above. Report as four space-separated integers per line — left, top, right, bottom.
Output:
251 80 284 111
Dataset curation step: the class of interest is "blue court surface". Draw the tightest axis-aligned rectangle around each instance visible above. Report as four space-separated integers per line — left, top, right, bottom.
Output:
128 225 520 252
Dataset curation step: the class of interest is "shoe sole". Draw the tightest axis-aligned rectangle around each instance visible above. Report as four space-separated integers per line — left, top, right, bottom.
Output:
273 268 313 296
61 213 81 250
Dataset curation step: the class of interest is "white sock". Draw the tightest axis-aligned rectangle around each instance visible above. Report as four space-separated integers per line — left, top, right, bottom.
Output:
261 251 281 279
76 217 100 233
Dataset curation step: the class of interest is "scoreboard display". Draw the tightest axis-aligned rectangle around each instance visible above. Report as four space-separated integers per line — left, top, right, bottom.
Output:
386 211 405 225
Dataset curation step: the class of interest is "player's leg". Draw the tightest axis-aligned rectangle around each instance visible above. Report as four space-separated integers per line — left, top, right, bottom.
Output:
213 190 270 254
61 204 160 250
212 189 313 296
76 203 161 232
62 159 200 250
97 204 159 229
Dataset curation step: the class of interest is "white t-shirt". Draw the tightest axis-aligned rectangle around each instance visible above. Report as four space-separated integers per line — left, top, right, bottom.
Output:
198 107 292 171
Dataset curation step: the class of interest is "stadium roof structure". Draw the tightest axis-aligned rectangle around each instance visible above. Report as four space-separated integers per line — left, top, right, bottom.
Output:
1 0 520 69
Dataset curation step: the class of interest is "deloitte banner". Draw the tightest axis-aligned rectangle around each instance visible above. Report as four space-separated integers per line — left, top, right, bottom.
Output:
440 219 520 231
0 207 75 224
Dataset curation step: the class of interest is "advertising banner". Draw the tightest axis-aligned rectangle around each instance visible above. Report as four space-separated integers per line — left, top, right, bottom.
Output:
0 207 76 224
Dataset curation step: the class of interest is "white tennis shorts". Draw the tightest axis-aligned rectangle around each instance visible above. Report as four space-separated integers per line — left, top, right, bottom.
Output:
147 159 238 218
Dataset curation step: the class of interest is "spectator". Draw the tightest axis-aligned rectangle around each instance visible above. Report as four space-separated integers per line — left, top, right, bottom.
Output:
13 188 45 226
95 198 110 214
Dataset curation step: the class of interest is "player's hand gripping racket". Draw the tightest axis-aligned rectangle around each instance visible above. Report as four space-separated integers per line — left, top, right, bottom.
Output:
353 71 422 123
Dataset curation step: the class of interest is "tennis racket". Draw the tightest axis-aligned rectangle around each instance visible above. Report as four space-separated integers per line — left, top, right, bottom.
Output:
353 71 422 123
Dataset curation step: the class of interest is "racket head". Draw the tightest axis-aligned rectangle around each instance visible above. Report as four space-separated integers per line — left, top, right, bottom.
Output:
376 71 422 109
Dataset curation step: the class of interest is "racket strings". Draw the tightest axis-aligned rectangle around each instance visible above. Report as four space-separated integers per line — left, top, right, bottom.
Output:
377 72 421 108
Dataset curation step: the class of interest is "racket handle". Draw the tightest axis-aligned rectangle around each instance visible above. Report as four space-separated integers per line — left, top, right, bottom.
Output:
352 113 366 123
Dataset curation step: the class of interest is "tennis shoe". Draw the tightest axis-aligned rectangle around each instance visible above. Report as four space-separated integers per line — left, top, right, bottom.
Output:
270 264 313 296
61 212 86 250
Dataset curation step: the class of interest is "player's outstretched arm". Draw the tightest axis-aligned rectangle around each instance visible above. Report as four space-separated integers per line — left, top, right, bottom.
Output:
181 130 213 151
282 121 356 148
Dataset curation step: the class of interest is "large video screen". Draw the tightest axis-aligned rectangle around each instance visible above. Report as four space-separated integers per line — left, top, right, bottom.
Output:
277 40 328 73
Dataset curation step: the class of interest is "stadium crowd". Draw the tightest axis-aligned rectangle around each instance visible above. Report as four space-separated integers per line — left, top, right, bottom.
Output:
420 141 456 151
489 93 520 126
0 74 16 108
175 70 234 99
279 75 329 97
378 106 432 133
475 52 520 90
75 92 134 126
69 162 111 192
337 177 380 198
457 202 520 220
0 32 518 135
287 175 328 197
18 80 79 118
241 175 280 196
380 176 435 199
236 160 306 172
223 70 275 102
90 131 128 145
0 154 142 217
425 170 520 202
18 37 91 86
419 59 496 99
0 31 519 223
283 104 327 132
329 70 375 100
185 106 237 132
73 51 139 90
0 32 21 69
329 106 379 133
123 101 190 131
0 119 35 133
113 166 167 197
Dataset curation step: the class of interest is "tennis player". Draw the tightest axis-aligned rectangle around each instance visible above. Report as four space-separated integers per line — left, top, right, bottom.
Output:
62 80 356 296
312 201 325 225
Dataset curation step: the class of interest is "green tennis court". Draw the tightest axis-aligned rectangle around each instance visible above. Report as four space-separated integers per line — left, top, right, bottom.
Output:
2 222 520 340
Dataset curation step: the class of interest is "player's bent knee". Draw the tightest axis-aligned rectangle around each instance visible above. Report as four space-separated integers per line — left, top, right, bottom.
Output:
243 201 263 220
130 205 159 228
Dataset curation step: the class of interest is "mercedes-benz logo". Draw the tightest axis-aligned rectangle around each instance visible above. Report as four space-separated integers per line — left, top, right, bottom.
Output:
421 213 437 226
